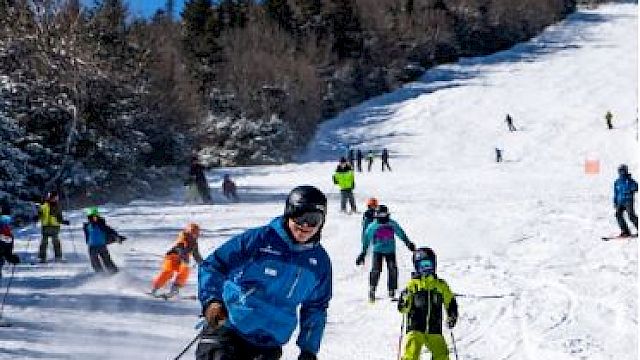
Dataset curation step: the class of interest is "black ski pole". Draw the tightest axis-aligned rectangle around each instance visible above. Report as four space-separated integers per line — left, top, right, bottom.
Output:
454 293 515 299
64 191 78 259
397 314 405 360
450 330 459 360
0 264 17 324
174 331 202 360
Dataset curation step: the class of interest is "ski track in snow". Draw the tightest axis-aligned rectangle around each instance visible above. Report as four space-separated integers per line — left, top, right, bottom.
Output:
1 4 638 360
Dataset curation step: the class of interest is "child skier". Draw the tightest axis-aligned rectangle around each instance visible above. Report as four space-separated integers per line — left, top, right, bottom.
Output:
356 205 415 301
0 214 20 279
398 247 458 360
151 223 203 298
82 207 126 274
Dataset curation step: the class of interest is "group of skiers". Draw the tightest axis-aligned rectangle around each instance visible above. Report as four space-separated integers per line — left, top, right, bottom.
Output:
345 148 393 172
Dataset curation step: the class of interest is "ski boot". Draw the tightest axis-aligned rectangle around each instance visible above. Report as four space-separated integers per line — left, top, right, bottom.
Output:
368 287 376 303
388 290 395 299
166 283 180 299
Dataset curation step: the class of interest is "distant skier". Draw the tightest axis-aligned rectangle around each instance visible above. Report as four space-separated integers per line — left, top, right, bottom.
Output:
356 205 415 302
1 214 20 279
82 207 126 274
150 223 203 298
366 150 375 172
333 157 357 214
505 114 517 131
495 147 503 163
362 197 379 240
186 155 212 204
398 247 458 360
356 149 363 172
348 148 355 167
37 191 69 263
196 185 331 360
381 148 392 171
613 164 638 237
222 174 239 202
605 111 613 130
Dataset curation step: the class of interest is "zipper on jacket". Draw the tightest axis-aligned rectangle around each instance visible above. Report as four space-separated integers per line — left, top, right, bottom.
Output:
426 289 432 333
287 268 302 299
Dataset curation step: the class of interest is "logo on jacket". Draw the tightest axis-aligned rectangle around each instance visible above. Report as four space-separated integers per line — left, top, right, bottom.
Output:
260 245 282 256
309 258 317 266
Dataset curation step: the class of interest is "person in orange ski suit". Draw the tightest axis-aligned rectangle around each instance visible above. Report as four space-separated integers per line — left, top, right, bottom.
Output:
151 223 203 297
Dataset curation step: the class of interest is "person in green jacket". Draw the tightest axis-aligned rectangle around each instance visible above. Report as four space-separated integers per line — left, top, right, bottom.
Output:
38 191 69 263
333 157 357 214
356 205 415 301
398 247 458 360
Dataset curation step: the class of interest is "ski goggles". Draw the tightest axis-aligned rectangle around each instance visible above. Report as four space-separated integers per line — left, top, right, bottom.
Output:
291 211 324 228
416 259 435 274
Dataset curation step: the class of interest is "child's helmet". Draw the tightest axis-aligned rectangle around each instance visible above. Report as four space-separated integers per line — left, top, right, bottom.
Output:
618 164 629 176
86 207 100 217
366 197 378 208
0 214 12 226
413 247 437 275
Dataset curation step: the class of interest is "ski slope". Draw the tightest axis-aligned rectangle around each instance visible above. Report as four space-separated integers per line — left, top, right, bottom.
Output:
1 3 637 359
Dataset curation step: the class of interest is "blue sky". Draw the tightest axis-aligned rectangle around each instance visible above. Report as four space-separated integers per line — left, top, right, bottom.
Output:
83 1 186 18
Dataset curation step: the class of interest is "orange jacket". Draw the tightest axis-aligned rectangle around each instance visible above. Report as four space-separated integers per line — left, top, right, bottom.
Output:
166 231 203 264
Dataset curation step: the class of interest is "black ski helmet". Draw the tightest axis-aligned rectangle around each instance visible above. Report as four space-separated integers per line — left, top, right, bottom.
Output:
284 185 327 219
413 247 437 275
618 164 629 176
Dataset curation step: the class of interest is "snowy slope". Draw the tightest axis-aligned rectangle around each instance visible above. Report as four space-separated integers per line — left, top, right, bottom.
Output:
1 3 637 360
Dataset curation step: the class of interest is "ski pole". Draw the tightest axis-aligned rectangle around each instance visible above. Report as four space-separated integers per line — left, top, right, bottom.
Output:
63 190 77 258
454 292 515 299
397 314 405 360
450 330 459 360
174 331 202 360
0 264 17 321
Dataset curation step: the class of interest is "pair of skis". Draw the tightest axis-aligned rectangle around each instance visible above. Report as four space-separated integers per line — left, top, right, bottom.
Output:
601 234 638 241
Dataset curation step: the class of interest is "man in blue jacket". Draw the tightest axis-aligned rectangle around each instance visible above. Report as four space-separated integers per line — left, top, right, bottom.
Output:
196 185 332 360
614 164 638 237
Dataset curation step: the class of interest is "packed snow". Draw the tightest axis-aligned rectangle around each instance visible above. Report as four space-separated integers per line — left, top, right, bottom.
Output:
1 3 637 359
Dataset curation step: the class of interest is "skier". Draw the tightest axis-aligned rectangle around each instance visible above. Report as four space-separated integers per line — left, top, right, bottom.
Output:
37 191 69 263
381 148 392 171
82 207 126 274
196 185 331 360
613 164 638 237
222 174 239 202
366 150 375 172
356 149 363 172
495 147 503 163
398 247 458 360
0 214 20 279
605 111 613 130
356 205 416 302
348 148 355 167
150 223 203 298
505 114 516 131
333 157 357 214
362 197 379 240
186 155 212 204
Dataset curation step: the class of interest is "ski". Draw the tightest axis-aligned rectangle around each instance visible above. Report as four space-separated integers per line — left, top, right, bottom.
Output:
146 292 197 301
602 234 638 241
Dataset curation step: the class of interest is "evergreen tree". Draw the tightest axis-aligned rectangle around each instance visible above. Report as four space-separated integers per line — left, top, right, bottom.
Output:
265 0 294 31
324 0 362 59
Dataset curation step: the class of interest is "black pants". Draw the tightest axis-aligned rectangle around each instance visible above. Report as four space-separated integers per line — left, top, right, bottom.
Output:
369 252 398 291
39 226 62 260
616 202 638 235
340 190 357 212
381 159 391 171
88 245 118 273
196 325 282 360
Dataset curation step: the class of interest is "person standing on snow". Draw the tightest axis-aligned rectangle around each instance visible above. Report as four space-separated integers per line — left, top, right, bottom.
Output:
605 111 613 130
366 150 375 172
356 149 363 172
505 114 516 131
196 185 332 360
82 207 126 274
381 148 392 171
356 205 415 302
333 157 357 214
222 174 239 202
150 223 203 297
1 214 20 279
398 247 458 360
37 191 69 263
186 155 213 204
614 164 638 237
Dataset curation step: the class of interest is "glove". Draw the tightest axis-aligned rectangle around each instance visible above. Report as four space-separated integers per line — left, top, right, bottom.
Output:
298 351 317 360
406 241 416 252
7 254 20 264
204 301 227 329
355 253 365 266
447 315 457 329
61 220 70 225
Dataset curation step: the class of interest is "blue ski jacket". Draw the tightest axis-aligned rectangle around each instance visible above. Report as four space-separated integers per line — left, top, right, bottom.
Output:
198 217 332 354
362 219 411 254
614 175 638 206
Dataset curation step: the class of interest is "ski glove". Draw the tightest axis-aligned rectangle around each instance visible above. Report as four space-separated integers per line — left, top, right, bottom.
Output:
447 315 457 329
355 253 366 266
61 220 70 225
6 254 20 264
298 351 317 360
118 236 127 243
204 301 227 329
405 241 416 252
